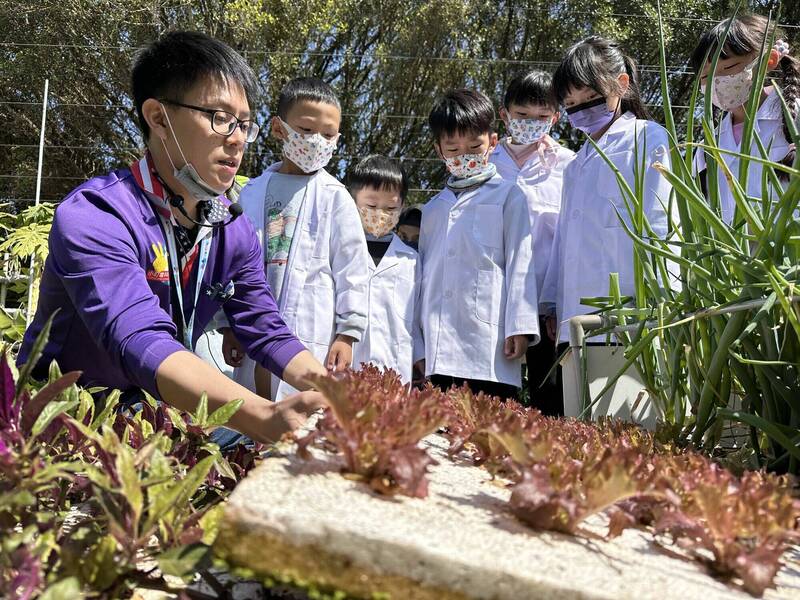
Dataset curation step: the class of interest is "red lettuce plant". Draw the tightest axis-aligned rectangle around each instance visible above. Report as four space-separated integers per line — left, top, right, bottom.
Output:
487 416 658 534
443 385 533 471
651 453 800 596
298 366 450 498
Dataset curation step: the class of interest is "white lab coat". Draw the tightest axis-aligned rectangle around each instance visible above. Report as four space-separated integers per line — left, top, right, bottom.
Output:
352 234 423 384
234 162 370 399
694 91 795 224
491 139 575 300
540 113 675 344
418 174 539 387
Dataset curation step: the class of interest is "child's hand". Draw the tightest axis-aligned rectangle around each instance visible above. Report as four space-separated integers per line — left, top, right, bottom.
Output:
221 327 245 367
503 335 528 360
546 316 558 341
325 335 354 372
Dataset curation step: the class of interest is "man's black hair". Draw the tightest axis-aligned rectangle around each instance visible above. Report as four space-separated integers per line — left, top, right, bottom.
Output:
276 77 341 120
503 70 558 110
428 89 495 141
346 155 409 201
132 31 258 140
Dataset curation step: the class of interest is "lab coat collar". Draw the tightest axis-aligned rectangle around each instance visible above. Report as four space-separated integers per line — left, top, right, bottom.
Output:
493 139 553 173
719 90 783 138
719 90 785 145
372 234 415 276
576 112 638 166
439 173 505 209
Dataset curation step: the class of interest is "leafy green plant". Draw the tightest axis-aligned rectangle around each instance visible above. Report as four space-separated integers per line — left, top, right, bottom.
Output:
0 324 261 598
580 7 800 474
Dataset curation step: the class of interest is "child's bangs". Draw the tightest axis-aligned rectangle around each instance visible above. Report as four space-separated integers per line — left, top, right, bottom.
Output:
690 16 769 73
554 55 611 103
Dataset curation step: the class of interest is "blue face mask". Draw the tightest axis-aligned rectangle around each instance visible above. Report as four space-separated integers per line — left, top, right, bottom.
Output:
566 97 618 135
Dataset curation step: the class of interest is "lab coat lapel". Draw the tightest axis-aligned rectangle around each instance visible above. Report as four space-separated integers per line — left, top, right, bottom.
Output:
451 175 501 210
373 235 408 277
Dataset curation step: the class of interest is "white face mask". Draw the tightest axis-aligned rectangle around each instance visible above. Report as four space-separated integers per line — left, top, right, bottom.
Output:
279 118 339 173
443 149 492 179
160 104 225 202
507 117 552 145
703 57 758 112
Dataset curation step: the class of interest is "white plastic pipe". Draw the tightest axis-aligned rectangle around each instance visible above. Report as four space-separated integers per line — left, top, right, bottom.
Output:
26 79 48 326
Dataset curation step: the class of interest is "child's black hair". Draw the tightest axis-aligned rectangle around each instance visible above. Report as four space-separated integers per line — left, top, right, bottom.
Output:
428 89 495 141
347 155 409 202
503 70 558 111
132 31 257 140
398 206 421 228
553 36 650 120
690 14 798 150
276 77 341 119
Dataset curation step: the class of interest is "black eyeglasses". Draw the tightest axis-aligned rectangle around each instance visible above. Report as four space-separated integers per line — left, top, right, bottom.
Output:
162 99 260 143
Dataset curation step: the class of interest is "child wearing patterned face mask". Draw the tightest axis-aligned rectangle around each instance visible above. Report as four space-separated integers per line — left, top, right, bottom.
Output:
691 14 798 225
219 77 370 400
417 89 540 401
492 70 575 416
347 155 422 384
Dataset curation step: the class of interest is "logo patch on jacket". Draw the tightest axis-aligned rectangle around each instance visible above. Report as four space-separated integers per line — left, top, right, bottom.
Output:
147 242 170 282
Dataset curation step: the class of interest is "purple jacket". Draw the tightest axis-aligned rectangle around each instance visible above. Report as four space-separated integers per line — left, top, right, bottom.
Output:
18 164 306 397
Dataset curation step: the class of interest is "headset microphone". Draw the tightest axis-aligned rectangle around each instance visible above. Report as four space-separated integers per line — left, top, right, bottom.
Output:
168 194 242 228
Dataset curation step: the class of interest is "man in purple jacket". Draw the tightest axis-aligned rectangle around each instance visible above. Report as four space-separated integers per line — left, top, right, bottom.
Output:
18 31 328 444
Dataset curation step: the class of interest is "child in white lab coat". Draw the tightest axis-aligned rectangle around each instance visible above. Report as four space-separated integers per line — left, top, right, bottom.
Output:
347 155 422 384
540 37 675 351
690 14 798 225
491 70 575 415
221 77 370 399
417 89 539 401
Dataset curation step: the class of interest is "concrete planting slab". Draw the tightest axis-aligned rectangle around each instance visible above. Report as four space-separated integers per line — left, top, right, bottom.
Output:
216 435 800 600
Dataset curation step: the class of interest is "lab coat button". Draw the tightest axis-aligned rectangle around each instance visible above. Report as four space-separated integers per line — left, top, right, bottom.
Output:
571 209 580 219
447 248 456 257
444 290 453 299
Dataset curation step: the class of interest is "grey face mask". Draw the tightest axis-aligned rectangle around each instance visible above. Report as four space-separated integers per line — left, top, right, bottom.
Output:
161 104 225 203
172 161 221 204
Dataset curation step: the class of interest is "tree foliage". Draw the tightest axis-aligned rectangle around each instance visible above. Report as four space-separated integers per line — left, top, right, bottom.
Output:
4 0 782 207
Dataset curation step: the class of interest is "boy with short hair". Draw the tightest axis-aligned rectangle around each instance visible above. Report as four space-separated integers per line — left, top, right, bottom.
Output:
223 77 370 400
347 155 422 383
492 70 575 415
416 89 539 400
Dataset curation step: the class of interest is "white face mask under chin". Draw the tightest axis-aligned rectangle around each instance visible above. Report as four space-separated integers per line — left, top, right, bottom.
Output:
160 105 226 202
